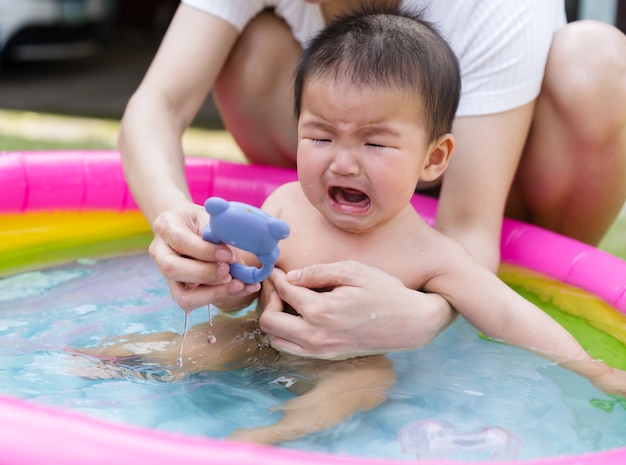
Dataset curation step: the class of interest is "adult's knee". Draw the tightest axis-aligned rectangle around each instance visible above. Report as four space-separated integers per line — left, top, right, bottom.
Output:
547 21 626 89
542 21 626 146
215 11 299 109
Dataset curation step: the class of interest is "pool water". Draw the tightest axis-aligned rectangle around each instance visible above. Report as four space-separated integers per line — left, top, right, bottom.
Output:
0 253 625 462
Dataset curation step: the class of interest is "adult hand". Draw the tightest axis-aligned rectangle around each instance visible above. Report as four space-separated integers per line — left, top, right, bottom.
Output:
149 204 260 312
259 261 456 360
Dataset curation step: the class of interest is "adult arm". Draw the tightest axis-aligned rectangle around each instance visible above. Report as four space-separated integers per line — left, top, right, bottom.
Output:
434 2 561 270
436 104 535 272
118 5 257 311
119 4 238 224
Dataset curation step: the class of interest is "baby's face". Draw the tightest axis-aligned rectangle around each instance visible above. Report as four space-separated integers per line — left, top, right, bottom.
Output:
296 76 432 233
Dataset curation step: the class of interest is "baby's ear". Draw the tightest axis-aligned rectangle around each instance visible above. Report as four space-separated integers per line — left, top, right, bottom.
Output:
421 133 454 182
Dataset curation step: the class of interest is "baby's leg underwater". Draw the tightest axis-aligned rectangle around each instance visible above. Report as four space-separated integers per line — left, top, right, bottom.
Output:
69 313 271 374
70 330 181 363
230 354 396 444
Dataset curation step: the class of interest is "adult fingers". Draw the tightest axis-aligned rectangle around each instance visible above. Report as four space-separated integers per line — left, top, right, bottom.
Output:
260 273 347 358
285 261 368 289
168 278 258 313
149 236 231 286
261 312 346 359
268 268 326 318
152 207 234 264
258 288 317 357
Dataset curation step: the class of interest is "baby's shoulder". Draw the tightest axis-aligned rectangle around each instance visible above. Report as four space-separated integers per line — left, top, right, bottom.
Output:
400 224 474 272
271 181 301 196
263 182 303 213
266 182 302 200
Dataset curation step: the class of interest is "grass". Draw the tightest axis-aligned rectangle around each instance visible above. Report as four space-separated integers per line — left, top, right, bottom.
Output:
0 109 245 161
0 133 112 151
601 215 626 260
1 109 624 260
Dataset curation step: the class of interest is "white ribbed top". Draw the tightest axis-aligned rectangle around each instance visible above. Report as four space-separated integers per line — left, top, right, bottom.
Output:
181 0 566 116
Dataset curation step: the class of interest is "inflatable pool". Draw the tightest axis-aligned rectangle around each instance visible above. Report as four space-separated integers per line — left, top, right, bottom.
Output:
0 150 625 465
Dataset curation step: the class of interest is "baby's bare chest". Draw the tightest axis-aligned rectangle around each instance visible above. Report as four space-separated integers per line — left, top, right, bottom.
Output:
276 225 437 290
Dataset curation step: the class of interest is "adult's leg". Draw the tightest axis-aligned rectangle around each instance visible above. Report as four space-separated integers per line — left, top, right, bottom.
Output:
213 11 300 167
509 21 626 245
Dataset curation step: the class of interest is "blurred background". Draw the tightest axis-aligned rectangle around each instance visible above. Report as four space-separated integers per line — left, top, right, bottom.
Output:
0 0 624 256
0 0 221 129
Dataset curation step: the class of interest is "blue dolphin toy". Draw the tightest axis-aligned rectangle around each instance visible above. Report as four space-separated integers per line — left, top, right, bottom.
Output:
202 197 290 285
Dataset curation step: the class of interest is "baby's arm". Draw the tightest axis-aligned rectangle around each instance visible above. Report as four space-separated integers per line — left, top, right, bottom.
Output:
229 355 395 444
432 248 626 397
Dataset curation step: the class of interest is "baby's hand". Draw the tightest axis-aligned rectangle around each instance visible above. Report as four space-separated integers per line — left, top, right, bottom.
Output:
589 367 626 398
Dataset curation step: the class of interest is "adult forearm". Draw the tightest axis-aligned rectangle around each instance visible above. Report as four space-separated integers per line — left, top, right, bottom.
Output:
439 223 502 273
119 91 192 226
439 107 536 273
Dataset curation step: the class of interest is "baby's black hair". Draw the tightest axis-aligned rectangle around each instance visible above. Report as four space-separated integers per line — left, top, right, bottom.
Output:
294 2 461 141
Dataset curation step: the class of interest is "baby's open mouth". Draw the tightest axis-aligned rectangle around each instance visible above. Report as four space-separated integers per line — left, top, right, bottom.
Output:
329 186 371 209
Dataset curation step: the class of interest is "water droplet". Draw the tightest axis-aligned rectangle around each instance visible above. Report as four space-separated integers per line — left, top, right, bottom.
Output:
208 305 214 326
208 334 217 344
370 312 377 320
177 311 190 369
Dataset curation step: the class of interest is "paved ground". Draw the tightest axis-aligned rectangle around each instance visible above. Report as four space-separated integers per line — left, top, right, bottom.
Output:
0 26 221 128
